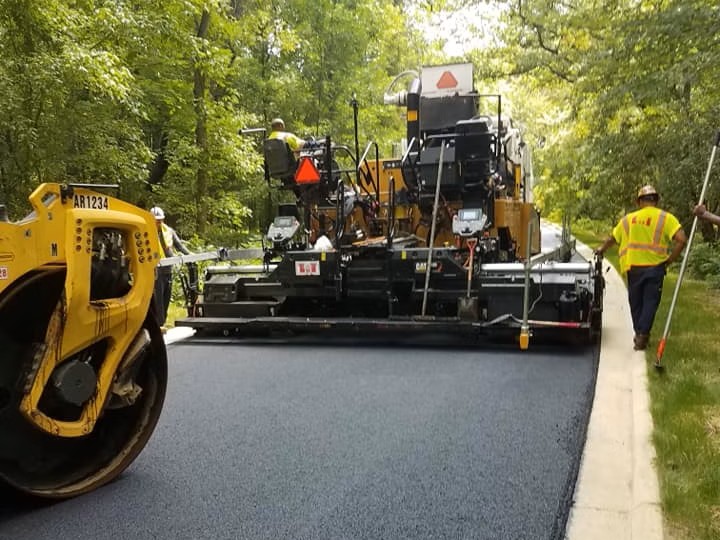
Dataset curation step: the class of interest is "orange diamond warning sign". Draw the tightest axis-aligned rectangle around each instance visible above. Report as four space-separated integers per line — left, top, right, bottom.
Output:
421 63 473 97
294 156 321 184
436 71 458 90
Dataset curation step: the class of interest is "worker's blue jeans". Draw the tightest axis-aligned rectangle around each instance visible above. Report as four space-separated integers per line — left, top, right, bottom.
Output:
626 264 666 336
154 270 173 327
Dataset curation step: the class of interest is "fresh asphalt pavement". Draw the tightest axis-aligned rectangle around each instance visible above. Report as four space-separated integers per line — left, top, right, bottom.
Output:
0 336 598 540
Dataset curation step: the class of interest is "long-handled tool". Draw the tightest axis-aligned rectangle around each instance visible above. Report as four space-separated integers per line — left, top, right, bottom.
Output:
465 237 478 298
655 130 720 369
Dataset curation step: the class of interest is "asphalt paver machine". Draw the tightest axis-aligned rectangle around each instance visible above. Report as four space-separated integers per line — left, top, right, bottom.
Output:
177 64 604 347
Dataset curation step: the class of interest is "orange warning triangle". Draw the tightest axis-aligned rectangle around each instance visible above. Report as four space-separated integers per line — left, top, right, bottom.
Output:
295 156 320 184
436 71 458 89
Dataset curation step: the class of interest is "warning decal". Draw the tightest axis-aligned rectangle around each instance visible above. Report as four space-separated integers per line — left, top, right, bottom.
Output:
420 63 473 97
436 71 458 89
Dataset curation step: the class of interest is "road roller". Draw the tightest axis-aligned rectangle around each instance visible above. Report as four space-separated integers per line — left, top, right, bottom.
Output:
0 183 167 499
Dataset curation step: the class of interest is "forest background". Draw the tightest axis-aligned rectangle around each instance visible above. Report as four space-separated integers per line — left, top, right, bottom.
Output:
2 0 718 249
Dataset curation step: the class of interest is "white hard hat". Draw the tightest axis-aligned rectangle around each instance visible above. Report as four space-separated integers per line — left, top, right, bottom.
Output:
637 185 659 199
150 206 165 220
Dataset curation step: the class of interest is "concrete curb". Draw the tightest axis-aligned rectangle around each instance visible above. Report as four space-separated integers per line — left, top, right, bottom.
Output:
164 326 195 345
565 244 663 539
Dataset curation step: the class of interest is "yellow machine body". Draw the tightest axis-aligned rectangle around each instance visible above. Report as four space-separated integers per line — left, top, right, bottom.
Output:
354 158 540 256
0 183 168 499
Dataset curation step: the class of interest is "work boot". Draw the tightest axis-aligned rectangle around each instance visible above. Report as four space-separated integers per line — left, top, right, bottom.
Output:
633 334 649 351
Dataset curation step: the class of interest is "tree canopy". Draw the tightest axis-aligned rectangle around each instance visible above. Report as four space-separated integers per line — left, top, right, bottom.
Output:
469 0 720 232
1 0 719 242
0 0 426 244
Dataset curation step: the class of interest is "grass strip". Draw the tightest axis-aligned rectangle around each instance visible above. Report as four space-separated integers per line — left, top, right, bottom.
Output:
574 228 720 540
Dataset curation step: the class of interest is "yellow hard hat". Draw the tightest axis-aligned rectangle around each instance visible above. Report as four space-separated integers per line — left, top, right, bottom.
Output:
637 185 658 199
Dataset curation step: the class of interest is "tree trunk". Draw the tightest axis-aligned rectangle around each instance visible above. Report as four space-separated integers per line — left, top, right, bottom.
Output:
147 131 169 186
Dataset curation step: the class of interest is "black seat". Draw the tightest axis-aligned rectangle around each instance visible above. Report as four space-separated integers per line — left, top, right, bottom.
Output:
263 138 297 186
455 119 496 188
418 140 458 192
278 202 299 219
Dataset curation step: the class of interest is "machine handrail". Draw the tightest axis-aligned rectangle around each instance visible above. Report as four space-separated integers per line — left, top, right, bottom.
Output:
400 136 419 167
357 140 380 199
386 175 396 317
387 176 396 247
421 141 446 316
358 141 375 171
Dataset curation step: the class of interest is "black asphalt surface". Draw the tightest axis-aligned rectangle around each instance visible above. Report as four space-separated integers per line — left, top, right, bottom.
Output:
0 337 598 540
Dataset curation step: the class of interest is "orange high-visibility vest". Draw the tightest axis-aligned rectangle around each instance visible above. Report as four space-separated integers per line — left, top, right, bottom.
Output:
612 206 681 273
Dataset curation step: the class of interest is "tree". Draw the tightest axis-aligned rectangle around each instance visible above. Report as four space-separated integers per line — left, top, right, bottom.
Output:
468 0 720 231
0 0 433 245
0 0 150 216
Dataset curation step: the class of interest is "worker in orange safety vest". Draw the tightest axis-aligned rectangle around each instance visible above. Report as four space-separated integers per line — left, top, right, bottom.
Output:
595 185 687 351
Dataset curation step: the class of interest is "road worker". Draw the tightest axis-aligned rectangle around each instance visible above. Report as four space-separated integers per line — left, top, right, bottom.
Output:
595 185 687 350
151 206 191 331
268 118 306 154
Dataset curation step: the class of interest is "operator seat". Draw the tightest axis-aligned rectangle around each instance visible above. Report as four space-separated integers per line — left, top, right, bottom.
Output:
263 138 297 187
455 118 496 189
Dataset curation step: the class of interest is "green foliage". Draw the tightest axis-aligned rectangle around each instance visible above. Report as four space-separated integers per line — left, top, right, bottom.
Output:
687 241 720 289
0 0 428 243
650 275 720 540
470 0 720 232
0 0 151 216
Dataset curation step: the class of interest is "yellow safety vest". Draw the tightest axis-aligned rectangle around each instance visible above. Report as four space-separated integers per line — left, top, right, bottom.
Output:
612 206 681 273
269 130 304 152
158 223 175 257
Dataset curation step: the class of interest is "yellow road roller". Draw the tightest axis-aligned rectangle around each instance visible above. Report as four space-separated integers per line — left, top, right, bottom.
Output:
0 183 167 499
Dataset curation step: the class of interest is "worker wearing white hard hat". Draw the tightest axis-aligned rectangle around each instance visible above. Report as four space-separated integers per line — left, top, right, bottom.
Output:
151 206 191 331
594 185 687 350
150 206 165 220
